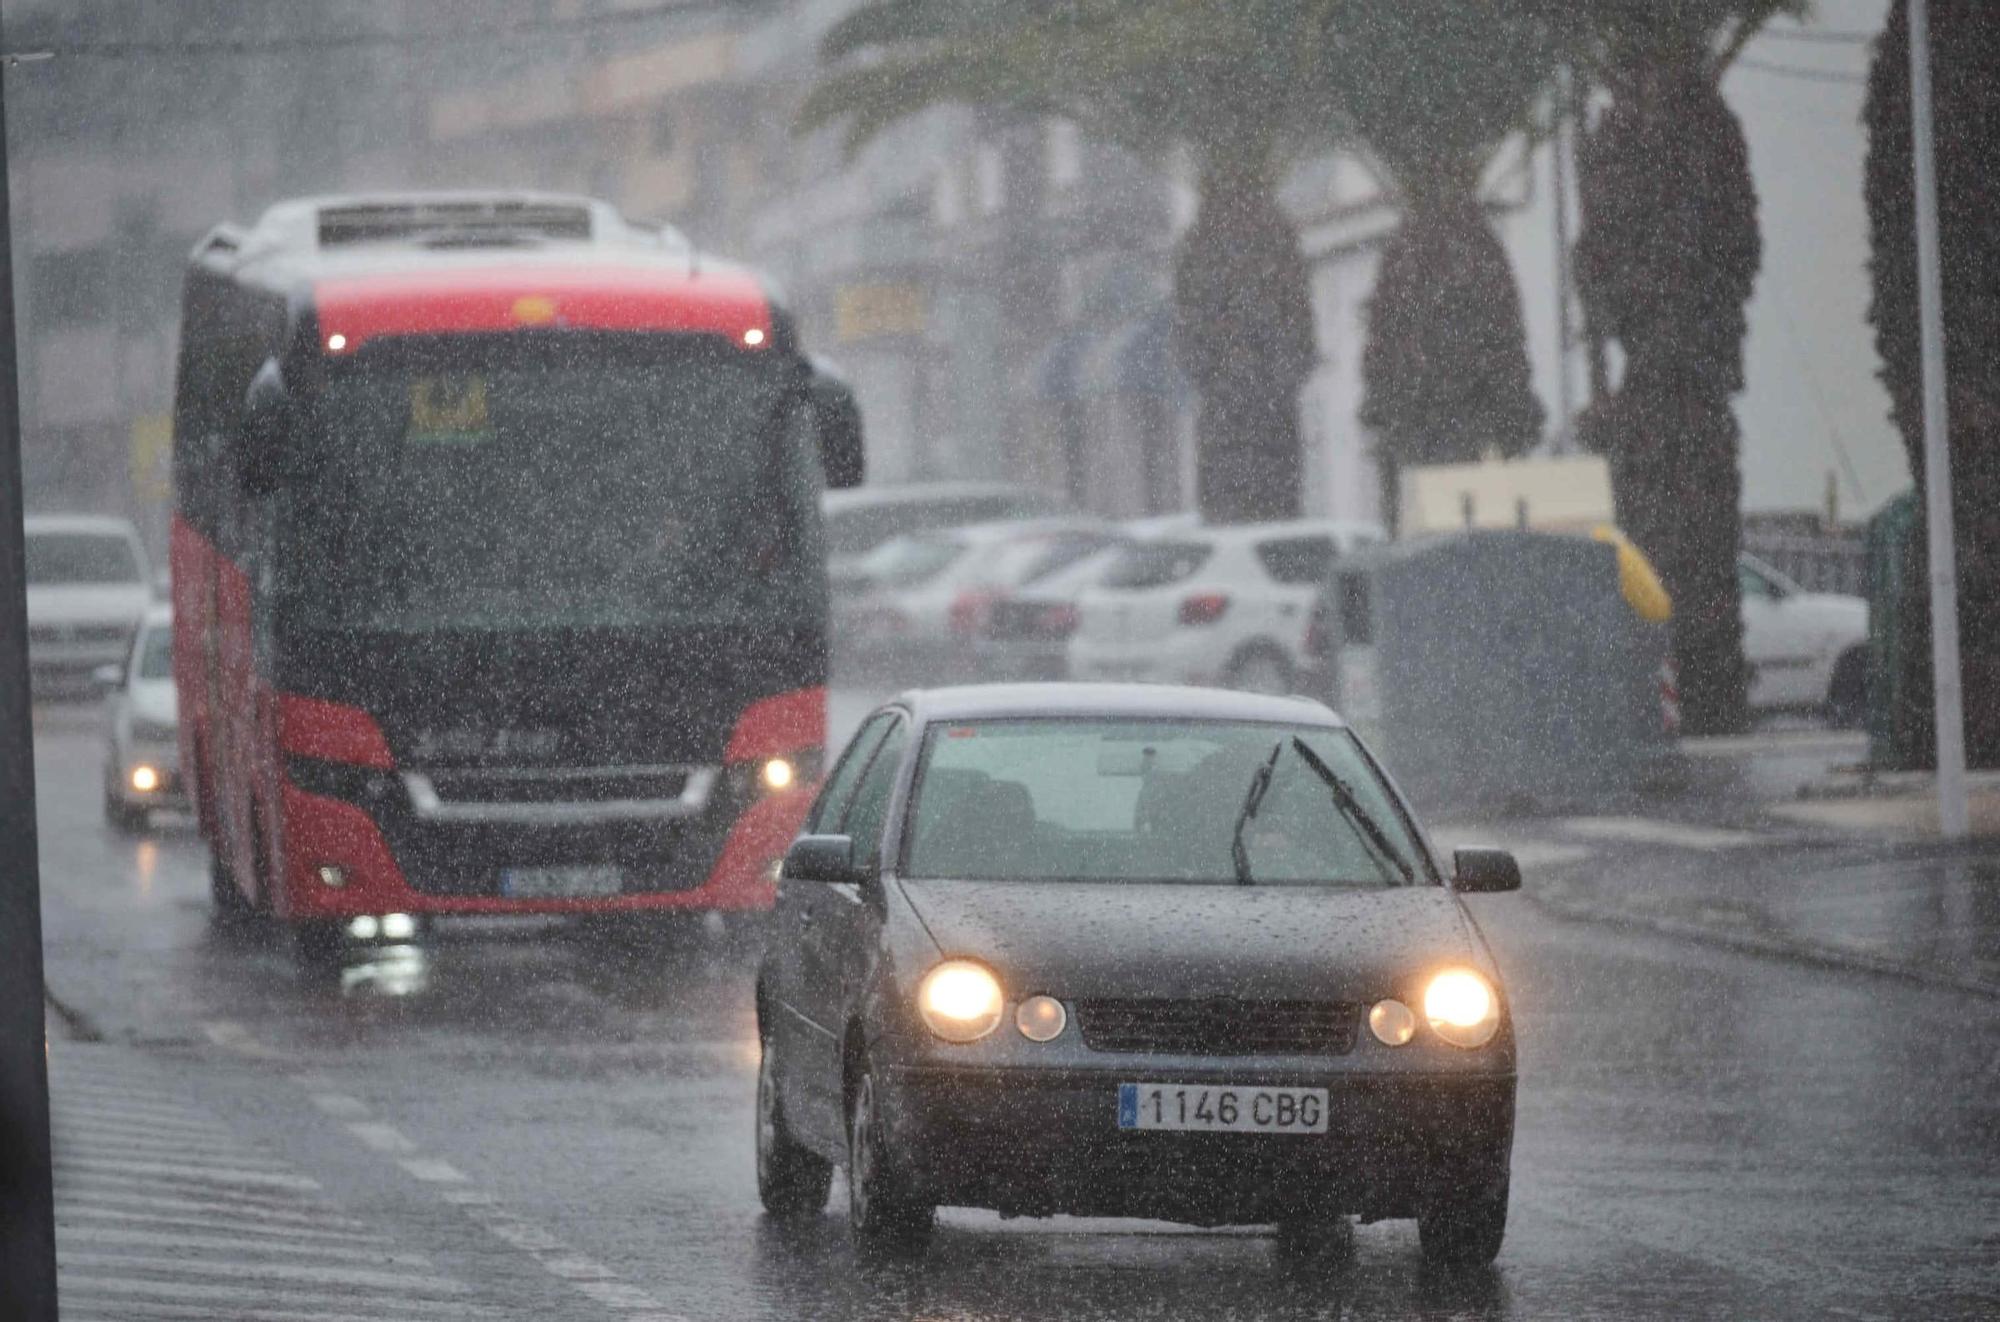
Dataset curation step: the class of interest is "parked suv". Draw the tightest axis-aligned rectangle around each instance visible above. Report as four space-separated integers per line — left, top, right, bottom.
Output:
1069 520 1384 693
24 514 152 697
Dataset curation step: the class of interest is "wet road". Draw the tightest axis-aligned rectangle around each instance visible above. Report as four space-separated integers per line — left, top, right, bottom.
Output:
32 700 2000 1320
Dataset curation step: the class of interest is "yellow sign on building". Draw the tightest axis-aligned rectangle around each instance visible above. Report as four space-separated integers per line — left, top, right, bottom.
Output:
129 414 173 502
834 284 927 344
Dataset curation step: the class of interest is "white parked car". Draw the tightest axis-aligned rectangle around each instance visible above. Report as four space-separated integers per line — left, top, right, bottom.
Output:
840 518 1118 678
822 482 1069 590
25 514 152 696
1069 519 1385 693
1738 553 1869 722
100 604 183 832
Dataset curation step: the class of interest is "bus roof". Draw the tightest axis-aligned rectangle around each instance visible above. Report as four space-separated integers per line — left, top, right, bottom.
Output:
189 192 780 353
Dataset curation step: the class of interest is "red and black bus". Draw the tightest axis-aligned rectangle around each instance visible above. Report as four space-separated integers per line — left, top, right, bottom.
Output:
170 193 862 961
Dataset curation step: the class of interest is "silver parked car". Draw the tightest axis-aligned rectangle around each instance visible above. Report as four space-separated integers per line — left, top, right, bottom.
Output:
25 513 153 697
100 604 184 832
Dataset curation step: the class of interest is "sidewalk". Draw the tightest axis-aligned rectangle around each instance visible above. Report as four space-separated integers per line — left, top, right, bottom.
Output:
1446 728 2000 999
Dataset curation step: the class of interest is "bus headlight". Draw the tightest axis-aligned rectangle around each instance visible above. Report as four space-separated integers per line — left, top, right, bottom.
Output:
918 961 1004 1043
1423 969 1500 1048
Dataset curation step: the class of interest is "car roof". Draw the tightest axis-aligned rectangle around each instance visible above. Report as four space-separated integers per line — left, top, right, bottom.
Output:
139 603 173 629
887 682 1345 728
1160 518 1385 548
918 516 1110 546
821 482 1059 514
22 514 143 538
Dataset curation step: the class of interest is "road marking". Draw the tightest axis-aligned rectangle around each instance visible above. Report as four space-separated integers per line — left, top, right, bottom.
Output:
310 1092 372 1120
347 1121 418 1155
58 1203 384 1242
57 1156 324 1192
56 1277 489 1319
201 1019 285 1059
62 1224 438 1264
1557 816 1768 850
57 1250 470 1294
396 1157 469 1184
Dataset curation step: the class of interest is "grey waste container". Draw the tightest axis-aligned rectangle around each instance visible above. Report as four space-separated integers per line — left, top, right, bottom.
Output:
1302 530 1671 812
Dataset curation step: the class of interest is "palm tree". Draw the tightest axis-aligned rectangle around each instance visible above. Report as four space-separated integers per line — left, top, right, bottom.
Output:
1863 0 2000 768
1569 1 1799 736
1337 0 1565 528
799 0 1349 522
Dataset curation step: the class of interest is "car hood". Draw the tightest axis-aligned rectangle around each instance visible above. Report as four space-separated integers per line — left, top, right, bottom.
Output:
895 878 1479 1002
126 680 177 727
1795 592 1869 631
26 584 150 627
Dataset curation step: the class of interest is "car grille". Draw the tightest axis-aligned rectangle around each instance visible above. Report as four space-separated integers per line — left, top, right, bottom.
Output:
423 767 692 806
30 623 129 646
1076 999 1359 1057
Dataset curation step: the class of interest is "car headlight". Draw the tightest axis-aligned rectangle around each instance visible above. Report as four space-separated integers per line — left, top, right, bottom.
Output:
1423 969 1500 1048
918 960 1005 1043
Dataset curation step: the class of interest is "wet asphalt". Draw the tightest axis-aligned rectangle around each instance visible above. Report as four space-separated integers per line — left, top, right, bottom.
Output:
30 698 2000 1320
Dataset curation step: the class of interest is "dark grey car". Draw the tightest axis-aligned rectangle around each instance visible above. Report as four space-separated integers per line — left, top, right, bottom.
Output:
755 683 1521 1263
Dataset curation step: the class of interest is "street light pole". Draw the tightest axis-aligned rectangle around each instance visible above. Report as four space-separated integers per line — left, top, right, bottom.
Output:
1907 0 1970 838
0 20 64 1321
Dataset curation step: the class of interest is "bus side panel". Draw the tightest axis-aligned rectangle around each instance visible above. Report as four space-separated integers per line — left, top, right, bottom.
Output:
169 516 216 843
211 550 261 906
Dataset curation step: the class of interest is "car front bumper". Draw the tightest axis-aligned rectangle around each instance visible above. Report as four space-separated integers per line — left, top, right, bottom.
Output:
878 1063 1514 1225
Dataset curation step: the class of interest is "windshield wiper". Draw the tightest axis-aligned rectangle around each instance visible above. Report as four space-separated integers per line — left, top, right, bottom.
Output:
1289 738 1415 885
1230 741 1285 885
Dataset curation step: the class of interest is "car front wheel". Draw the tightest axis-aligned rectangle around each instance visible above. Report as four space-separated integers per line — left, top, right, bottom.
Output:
756 1035 831 1218
846 1067 933 1255
1418 1175 1508 1266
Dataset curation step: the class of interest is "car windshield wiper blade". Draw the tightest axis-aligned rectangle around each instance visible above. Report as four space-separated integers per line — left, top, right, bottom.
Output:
1230 741 1285 885
1289 738 1415 885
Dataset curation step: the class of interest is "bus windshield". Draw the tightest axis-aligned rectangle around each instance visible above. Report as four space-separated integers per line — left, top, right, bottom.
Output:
281 339 823 632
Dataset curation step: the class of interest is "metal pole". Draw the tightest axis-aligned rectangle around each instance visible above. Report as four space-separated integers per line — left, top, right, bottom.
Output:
1550 67 1577 451
1908 0 1970 838
0 18 64 1318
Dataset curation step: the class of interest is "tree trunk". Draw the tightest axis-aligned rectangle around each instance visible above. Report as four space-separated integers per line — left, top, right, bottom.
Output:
1172 154 1316 524
1360 188 1544 534
1864 0 2000 769
1575 50 1759 736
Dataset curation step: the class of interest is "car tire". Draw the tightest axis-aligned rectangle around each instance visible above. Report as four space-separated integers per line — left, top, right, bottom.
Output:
1827 648 1868 729
756 1035 832 1218
1225 647 1294 696
209 851 252 924
1417 1174 1508 1267
846 1067 933 1256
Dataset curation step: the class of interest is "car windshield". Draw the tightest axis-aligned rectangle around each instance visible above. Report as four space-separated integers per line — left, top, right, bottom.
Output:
856 534 967 588
902 718 1428 886
25 533 140 587
279 340 821 631
134 626 173 679
1100 541 1211 590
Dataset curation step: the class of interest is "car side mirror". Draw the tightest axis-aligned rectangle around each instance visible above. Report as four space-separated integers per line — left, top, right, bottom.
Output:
783 834 861 885
236 358 291 495
90 663 125 695
808 371 864 491
1452 847 1521 894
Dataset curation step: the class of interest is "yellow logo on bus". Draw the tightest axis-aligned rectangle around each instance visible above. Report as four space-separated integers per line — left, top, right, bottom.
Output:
409 375 491 445
512 295 559 326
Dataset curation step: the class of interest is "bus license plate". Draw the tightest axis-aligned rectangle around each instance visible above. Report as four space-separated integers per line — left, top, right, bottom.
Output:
1117 1083 1328 1134
499 865 624 899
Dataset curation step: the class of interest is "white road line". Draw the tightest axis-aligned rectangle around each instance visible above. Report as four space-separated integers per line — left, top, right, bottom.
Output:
51 1104 232 1136
55 1181 366 1218
201 1020 285 1059
346 1121 418 1154
578 1279 677 1310
396 1157 469 1183
57 1156 322 1192
1557 815 1768 850
58 1277 489 1319
58 1204 383 1242
58 1250 470 1294
60 1225 434 1265
62 1309 463 1322
58 1135 283 1167
310 1092 372 1120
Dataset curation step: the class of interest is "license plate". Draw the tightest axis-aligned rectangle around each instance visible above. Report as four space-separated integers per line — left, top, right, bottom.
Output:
1117 1083 1328 1134
498 864 624 899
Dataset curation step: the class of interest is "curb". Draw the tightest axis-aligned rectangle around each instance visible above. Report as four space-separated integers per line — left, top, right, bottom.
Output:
1527 888 2000 1002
